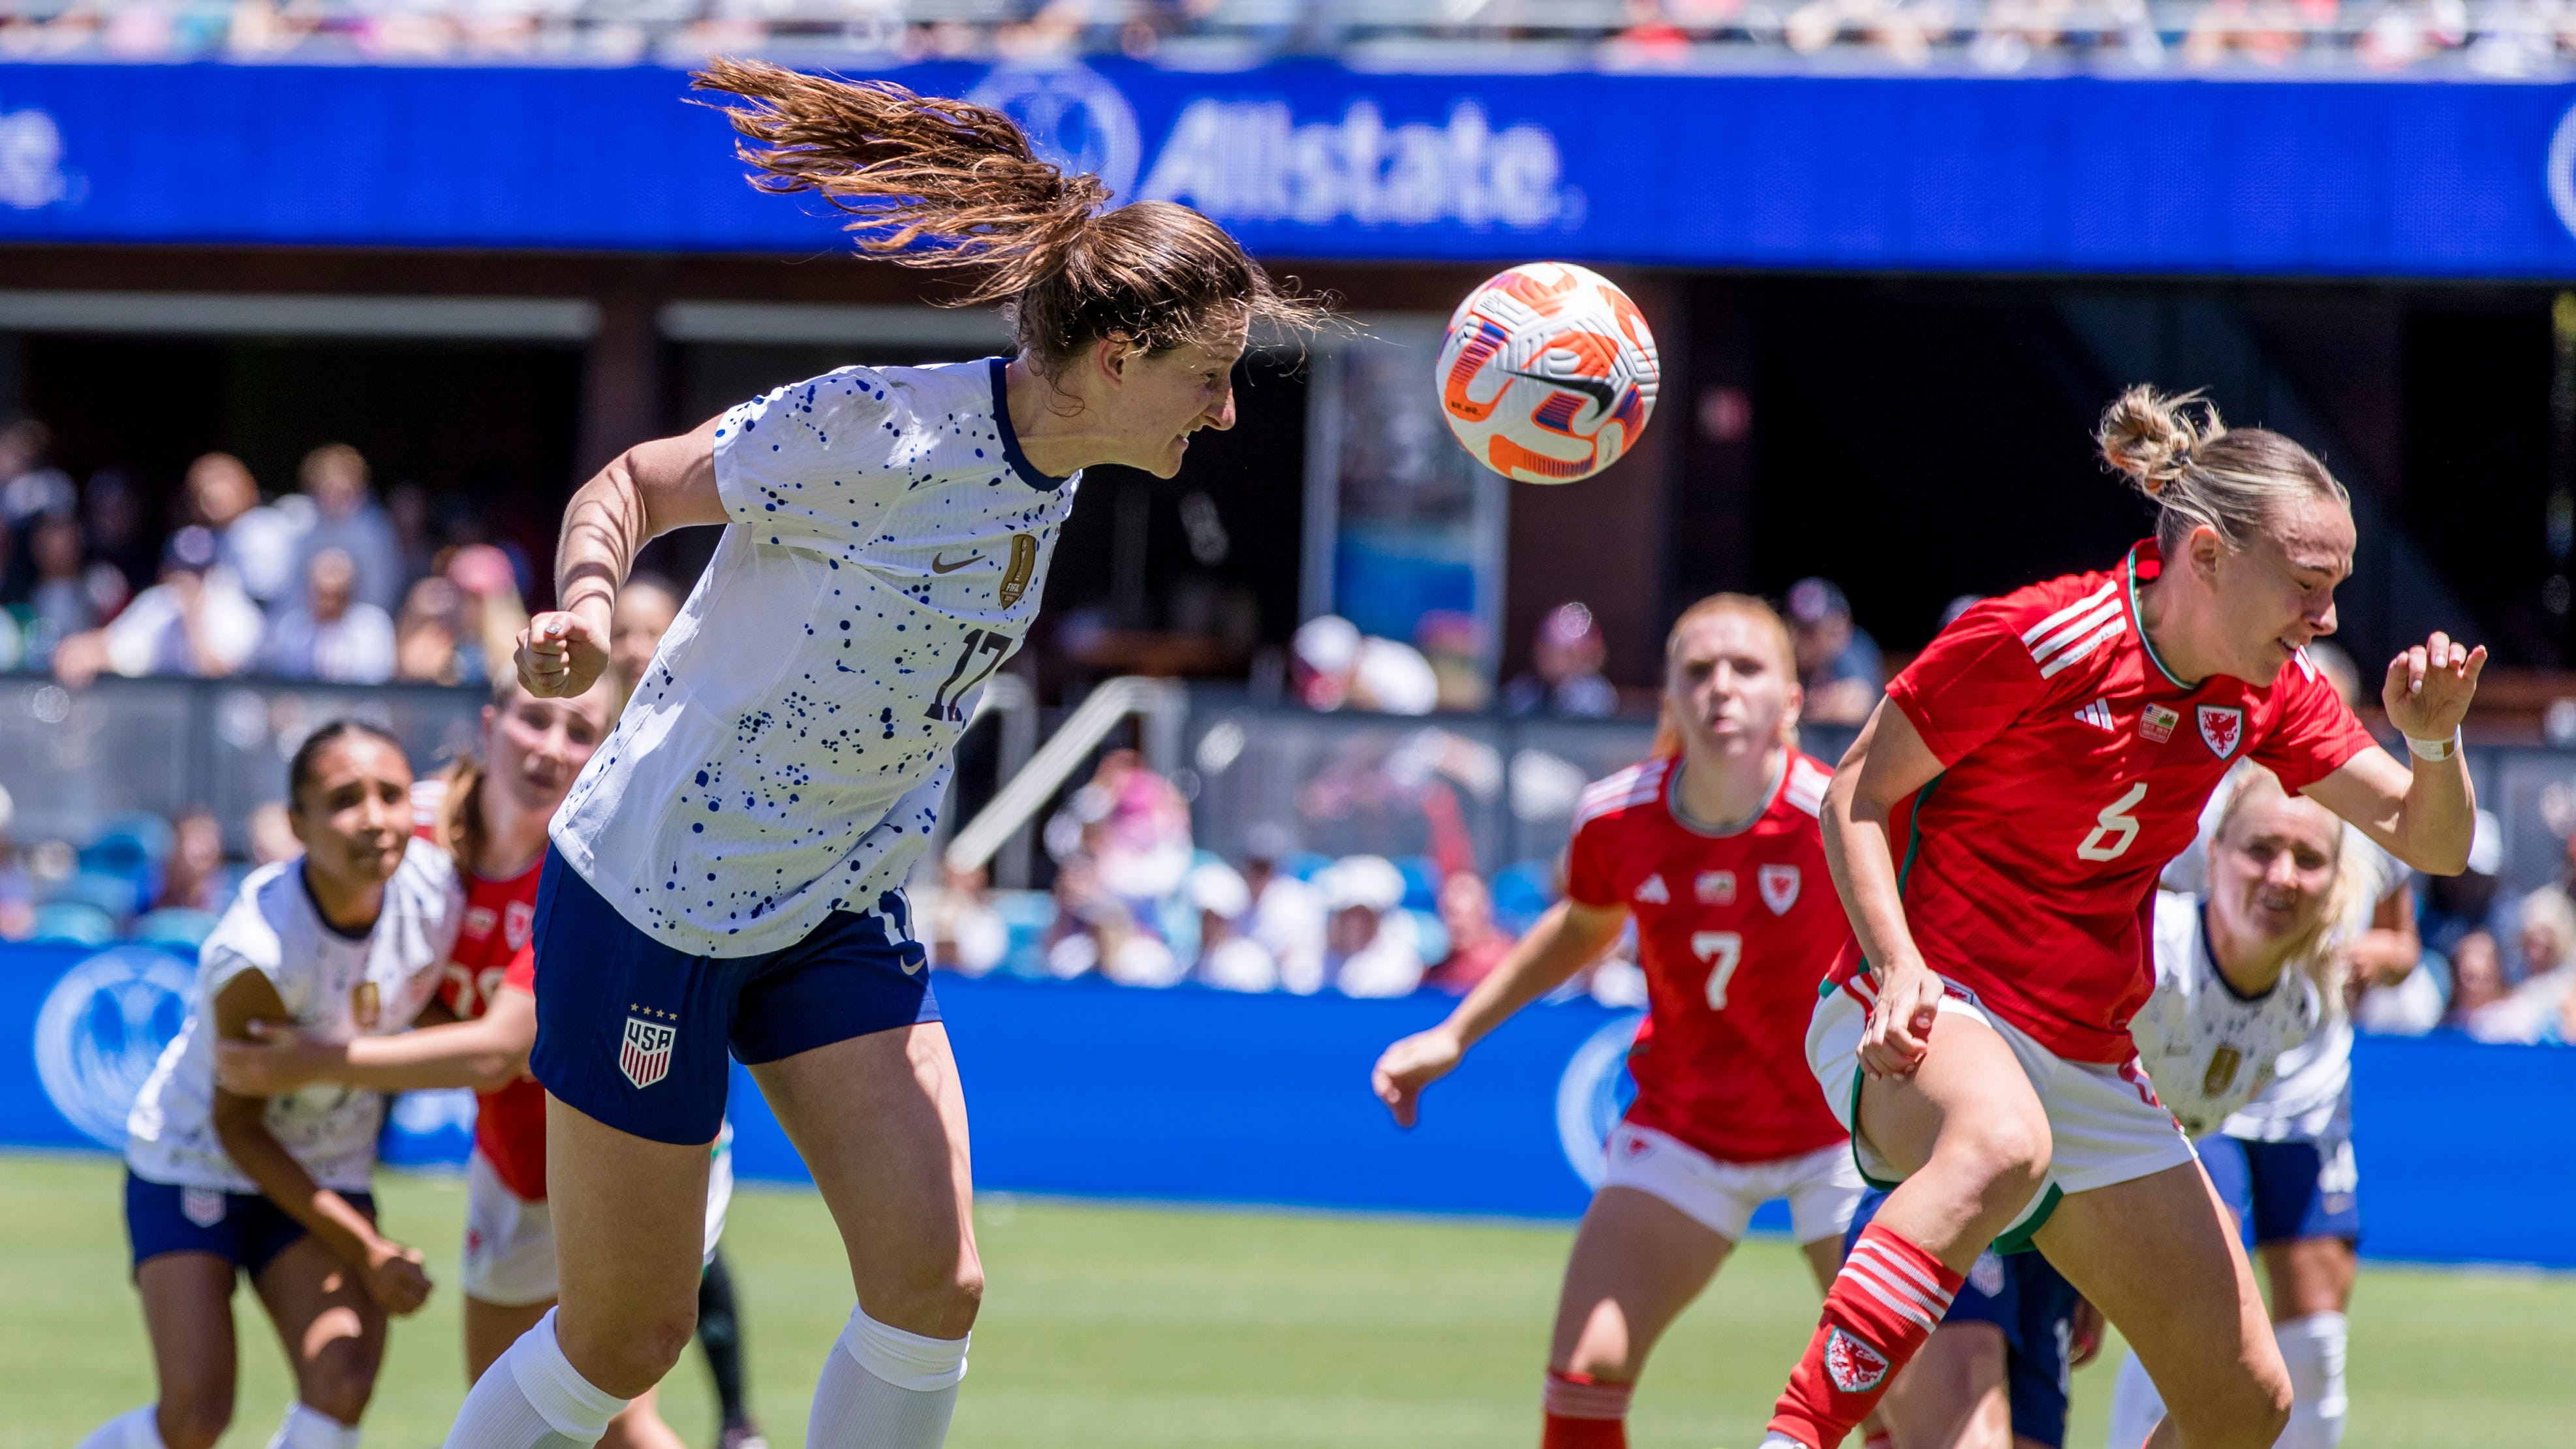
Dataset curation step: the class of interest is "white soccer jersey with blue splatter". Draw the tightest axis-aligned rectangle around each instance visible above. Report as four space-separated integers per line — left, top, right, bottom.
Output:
551 356 1079 957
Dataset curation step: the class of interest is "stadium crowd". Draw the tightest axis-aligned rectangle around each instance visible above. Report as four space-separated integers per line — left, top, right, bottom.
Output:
0 0 2564 76
6 414 2576 1048
0 423 538 691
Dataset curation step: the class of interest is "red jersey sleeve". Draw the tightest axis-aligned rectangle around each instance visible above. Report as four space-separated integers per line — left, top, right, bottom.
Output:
501 944 536 995
2252 652 2377 792
1564 810 1622 908
1882 601 2048 768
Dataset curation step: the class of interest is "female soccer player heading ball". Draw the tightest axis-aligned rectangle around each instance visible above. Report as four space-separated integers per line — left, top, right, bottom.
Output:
1374 595 1862 1449
1758 388 2484 1449
440 58 1318 1449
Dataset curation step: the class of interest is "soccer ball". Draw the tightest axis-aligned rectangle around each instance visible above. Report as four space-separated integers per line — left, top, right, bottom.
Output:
1435 262 1659 484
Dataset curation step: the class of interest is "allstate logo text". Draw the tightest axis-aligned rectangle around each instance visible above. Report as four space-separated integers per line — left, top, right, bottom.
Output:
33 946 195 1148
1142 99 1573 230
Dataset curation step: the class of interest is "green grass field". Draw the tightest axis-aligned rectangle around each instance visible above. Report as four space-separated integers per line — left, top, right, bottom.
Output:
5 1151 2571 1449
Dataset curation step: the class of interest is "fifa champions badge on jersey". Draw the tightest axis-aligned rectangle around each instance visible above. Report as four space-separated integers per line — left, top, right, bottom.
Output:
2197 705 2244 759
999 533 1040 608
1824 1328 1891 1392
2202 1044 2244 1097
351 980 380 1030
619 1012 679 1089
1758 864 1801 914
2140 703 2179 743
1696 869 1736 904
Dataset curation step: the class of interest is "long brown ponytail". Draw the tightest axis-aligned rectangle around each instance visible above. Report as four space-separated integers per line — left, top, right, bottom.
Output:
692 57 1326 375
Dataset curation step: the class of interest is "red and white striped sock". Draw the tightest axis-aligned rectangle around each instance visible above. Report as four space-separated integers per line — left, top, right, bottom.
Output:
1540 1370 1630 1449
1762 1223 1963 1449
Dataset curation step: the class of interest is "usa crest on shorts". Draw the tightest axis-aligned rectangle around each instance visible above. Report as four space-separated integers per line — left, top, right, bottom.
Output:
620 1014 677 1089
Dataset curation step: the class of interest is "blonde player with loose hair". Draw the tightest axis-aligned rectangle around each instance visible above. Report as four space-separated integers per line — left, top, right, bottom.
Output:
442 57 1324 1449
1758 386 2483 1449
1375 595 1865 1449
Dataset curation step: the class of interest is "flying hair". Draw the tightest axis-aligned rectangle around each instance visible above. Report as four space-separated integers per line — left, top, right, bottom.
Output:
691 57 1329 377
2096 385 2348 557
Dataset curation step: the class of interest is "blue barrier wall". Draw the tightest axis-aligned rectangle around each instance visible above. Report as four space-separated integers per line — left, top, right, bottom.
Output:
10 942 2572 1266
5 61 2576 277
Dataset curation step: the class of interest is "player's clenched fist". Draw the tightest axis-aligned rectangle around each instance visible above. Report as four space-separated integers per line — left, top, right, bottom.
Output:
517 606 611 699
362 1237 433 1316
2380 631 2485 743
1372 1027 1465 1129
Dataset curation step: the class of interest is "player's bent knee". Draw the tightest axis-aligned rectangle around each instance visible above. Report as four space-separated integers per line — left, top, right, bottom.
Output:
572 1307 700 1397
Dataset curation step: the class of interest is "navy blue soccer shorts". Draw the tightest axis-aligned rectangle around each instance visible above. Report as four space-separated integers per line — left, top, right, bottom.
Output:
1846 1188 2083 1449
527 845 940 1146
125 1171 377 1276
2198 1131 2362 1247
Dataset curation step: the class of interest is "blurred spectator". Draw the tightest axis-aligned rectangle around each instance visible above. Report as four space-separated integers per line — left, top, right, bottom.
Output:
1422 871 1514 994
25 512 118 646
153 806 229 914
186 451 303 602
1242 824 1327 992
612 570 687 687
293 443 404 613
386 483 439 587
260 547 397 683
2466 888 2576 1042
55 526 263 687
921 861 1008 977
1786 576 1884 725
83 469 158 600
1293 614 1439 715
1502 602 1619 718
1317 854 1423 997
445 542 531 685
1083 749 1193 904
1044 852 1183 986
395 575 469 684
246 800 300 867
1187 860 1280 992
0 783 34 941
2445 930 2507 1028
0 419 74 545
1415 610 1492 713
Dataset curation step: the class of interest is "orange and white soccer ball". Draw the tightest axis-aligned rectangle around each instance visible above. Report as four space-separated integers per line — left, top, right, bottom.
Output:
1436 262 1659 484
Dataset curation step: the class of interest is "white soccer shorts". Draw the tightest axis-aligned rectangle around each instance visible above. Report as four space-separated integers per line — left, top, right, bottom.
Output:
459 1138 737 1307
1808 977 2194 1245
1598 1123 1865 1245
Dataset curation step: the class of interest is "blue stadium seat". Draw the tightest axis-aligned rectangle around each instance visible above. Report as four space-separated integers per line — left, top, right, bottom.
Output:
1395 856 1442 913
28 901 117 948
50 869 143 922
1488 860 1557 937
131 908 219 950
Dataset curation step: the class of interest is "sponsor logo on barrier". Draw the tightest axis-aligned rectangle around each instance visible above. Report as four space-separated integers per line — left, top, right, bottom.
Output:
1141 99 1575 230
0 101 74 211
1554 1012 1645 1189
33 946 196 1149
969 63 1142 204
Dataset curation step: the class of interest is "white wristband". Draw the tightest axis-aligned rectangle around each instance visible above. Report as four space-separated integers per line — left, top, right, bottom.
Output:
2404 730 2460 762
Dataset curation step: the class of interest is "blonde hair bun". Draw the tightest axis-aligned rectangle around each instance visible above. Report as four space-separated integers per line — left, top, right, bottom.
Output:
2097 385 2226 499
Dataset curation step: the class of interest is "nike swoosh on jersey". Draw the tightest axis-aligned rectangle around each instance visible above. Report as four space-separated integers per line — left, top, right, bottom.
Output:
929 552 985 574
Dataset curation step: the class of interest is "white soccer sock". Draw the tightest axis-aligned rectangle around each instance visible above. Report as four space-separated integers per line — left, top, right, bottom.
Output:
442 1308 631 1449
2274 1311 2350 1448
807 1307 969 1449
2103 1348 2168 1449
77 1405 168 1449
266 1403 360 1449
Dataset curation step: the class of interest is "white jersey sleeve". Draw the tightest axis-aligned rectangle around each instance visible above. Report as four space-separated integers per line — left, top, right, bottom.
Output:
714 367 911 553
2130 891 2325 1139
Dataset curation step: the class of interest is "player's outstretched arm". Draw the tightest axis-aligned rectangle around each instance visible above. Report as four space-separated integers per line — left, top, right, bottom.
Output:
1823 701 1949 1078
1371 898 1626 1129
518 413 731 699
204 972 433 1316
215 987 536 1097
2304 631 2485 877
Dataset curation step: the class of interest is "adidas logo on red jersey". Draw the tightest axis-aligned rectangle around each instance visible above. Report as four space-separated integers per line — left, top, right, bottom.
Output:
1634 873 1670 904
2073 699 2115 732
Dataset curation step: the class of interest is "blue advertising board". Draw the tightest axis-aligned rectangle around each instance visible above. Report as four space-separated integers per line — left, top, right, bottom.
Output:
8 941 2574 1266
4 59 2576 277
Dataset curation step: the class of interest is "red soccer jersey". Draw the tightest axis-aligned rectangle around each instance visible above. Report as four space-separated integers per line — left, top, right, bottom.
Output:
1565 751 1852 1164
1825 540 2376 1063
422 792 550 1202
